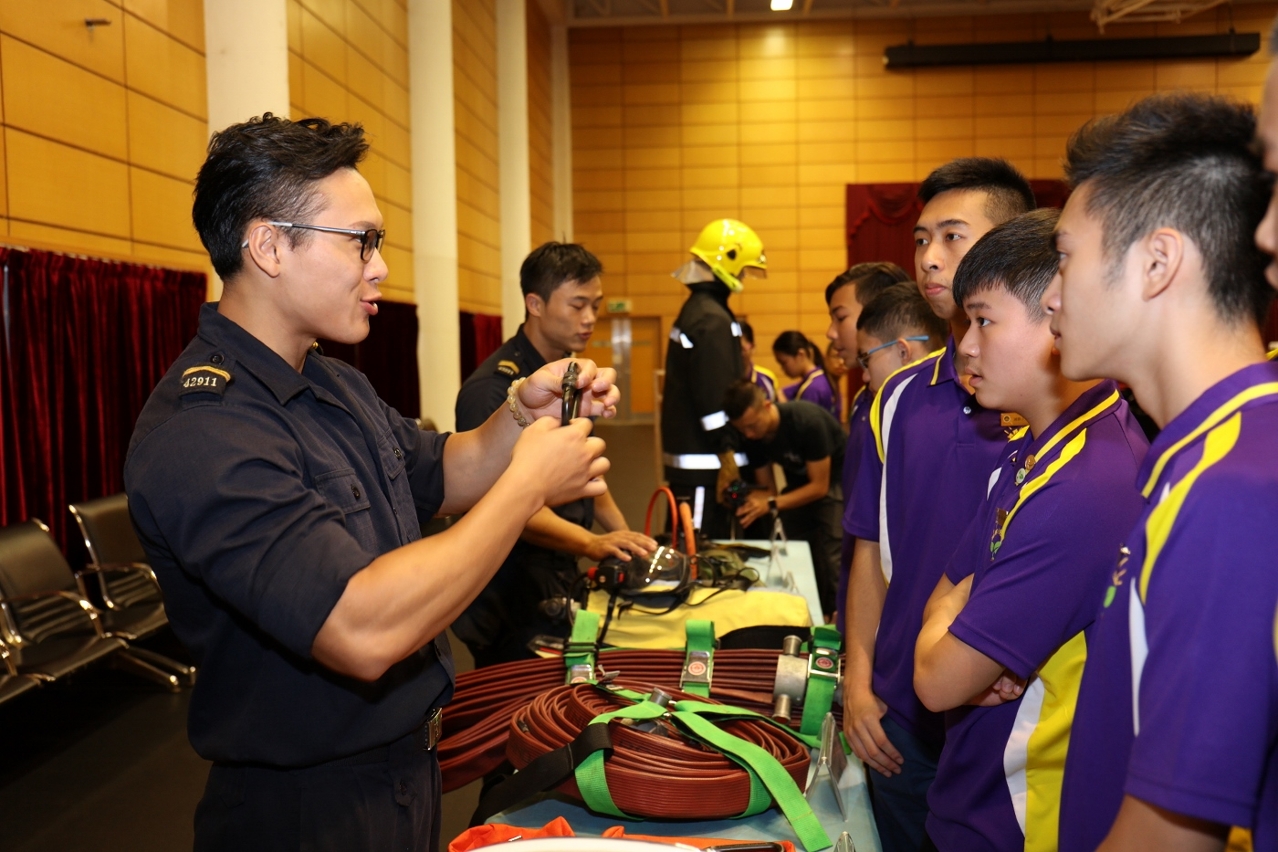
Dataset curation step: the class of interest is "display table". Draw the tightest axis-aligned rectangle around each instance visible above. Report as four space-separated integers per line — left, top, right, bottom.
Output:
492 745 881 852
582 540 824 650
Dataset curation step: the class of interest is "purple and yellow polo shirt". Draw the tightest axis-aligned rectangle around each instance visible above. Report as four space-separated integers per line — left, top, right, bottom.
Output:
846 337 1008 744
835 385 872 630
1060 361 1278 852
751 364 779 402
925 381 1148 851
783 367 841 422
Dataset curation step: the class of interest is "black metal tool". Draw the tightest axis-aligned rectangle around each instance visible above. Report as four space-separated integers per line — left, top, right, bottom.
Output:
561 361 581 425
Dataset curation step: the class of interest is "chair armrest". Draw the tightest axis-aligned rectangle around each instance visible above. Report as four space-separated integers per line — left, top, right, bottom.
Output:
78 562 159 585
0 590 107 637
0 642 17 676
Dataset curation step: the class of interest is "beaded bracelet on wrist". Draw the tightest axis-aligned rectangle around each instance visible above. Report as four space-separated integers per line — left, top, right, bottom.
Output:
507 378 532 427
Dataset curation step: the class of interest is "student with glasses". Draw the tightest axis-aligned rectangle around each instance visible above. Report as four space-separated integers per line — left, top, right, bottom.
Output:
124 114 618 851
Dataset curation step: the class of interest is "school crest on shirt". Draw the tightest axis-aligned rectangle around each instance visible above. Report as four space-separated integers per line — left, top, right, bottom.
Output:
1103 545 1132 608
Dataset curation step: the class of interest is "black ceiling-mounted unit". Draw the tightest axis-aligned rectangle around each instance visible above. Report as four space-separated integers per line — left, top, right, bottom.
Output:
884 31 1260 68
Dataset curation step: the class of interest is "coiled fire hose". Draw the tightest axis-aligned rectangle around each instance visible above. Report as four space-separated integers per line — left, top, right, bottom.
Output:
438 628 845 793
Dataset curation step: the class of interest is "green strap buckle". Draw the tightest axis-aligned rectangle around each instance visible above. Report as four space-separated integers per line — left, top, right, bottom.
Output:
681 619 716 698
564 610 602 684
800 625 843 740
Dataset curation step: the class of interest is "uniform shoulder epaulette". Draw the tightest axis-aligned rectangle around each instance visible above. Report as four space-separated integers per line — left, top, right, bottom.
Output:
180 364 232 399
496 359 521 377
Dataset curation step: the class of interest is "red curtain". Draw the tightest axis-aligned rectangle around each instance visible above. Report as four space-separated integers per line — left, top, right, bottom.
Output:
319 300 422 420
1 248 204 549
845 179 1071 271
459 311 504 382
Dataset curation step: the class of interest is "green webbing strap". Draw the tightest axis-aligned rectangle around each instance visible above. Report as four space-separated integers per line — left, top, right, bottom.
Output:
800 624 842 738
574 688 831 851
575 698 670 818
564 610 602 683
681 619 716 698
671 706 831 851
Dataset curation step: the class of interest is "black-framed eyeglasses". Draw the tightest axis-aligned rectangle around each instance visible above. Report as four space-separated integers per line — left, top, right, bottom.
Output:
857 335 929 369
248 221 386 262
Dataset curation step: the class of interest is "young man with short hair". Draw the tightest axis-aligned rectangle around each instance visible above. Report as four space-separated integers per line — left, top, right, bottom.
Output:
123 115 616 849
824 262 917 629
724 380 846 615
1050 93 1278 852
855 287 948 398
453 242 656 667
842 159 1035 852
913 209 1148 851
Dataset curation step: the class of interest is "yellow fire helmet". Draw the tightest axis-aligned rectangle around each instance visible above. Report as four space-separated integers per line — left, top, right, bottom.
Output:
689 219 766 293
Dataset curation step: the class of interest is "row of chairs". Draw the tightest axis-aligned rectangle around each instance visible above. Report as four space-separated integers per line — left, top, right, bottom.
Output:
0 494 195 704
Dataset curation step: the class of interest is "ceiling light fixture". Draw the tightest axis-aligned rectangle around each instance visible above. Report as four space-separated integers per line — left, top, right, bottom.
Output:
770 0 794 10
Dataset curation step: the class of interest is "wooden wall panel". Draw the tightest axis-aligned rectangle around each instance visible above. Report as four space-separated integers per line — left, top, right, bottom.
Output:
454 0 501 315
1 35 128 160
290 0 415 303
0 0 125 82
123 12 206 118
570 5 1277 377
0 0 208 268
527 0 554 248
6 129 131 238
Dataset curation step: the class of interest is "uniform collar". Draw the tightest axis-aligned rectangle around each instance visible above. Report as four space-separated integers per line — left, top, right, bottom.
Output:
1137 359 1278 498
513 324 558 371
929 337 960 387
1018 379 1122 464
196 302 313 405
687 280 733 307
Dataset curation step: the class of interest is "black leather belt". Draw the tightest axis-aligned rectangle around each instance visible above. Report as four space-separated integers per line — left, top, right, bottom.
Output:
414 707 444 752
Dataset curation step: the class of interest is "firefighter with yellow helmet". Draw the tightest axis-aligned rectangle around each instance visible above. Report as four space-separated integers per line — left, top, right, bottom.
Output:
661 219 767 538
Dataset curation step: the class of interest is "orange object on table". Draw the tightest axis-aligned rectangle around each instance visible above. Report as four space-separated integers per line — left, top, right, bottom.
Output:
448 817 798 852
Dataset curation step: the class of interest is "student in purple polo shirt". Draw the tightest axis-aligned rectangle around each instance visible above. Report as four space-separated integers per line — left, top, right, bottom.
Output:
913 209 1148 852
1047 94 1278 851
824 262 923 629
842 158 1035 852
774 330 842 421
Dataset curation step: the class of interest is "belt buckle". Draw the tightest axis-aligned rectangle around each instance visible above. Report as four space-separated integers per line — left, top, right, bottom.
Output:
420 707 443 751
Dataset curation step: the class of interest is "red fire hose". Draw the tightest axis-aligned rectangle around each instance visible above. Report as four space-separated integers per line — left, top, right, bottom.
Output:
505 681 811 820
438 648 842 792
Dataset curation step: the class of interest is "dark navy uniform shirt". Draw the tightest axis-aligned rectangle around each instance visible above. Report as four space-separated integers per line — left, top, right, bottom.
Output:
124 303 454 768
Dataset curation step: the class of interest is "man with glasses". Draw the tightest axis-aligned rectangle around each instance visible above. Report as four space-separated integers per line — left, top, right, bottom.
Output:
854 288 946 399
124 114 618 851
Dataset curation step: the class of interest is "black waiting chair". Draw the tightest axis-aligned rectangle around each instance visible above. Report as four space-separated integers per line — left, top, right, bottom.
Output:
69 494 196 690
0 638 40 705
0 519 127 684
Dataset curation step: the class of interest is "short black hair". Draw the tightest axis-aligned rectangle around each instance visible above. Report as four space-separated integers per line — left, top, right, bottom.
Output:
520 242 603 304
824 261 914 306
857 287 948 350
1065 92 1273 327
918 158 1036 226
952 208 1060 322
193 113 369 281
740 321 756 345
724 379 766 421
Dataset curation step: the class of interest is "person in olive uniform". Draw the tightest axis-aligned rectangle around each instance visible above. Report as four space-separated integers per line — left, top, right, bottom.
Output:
123 114 617 852
662 219 767 538
453 242 655 667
